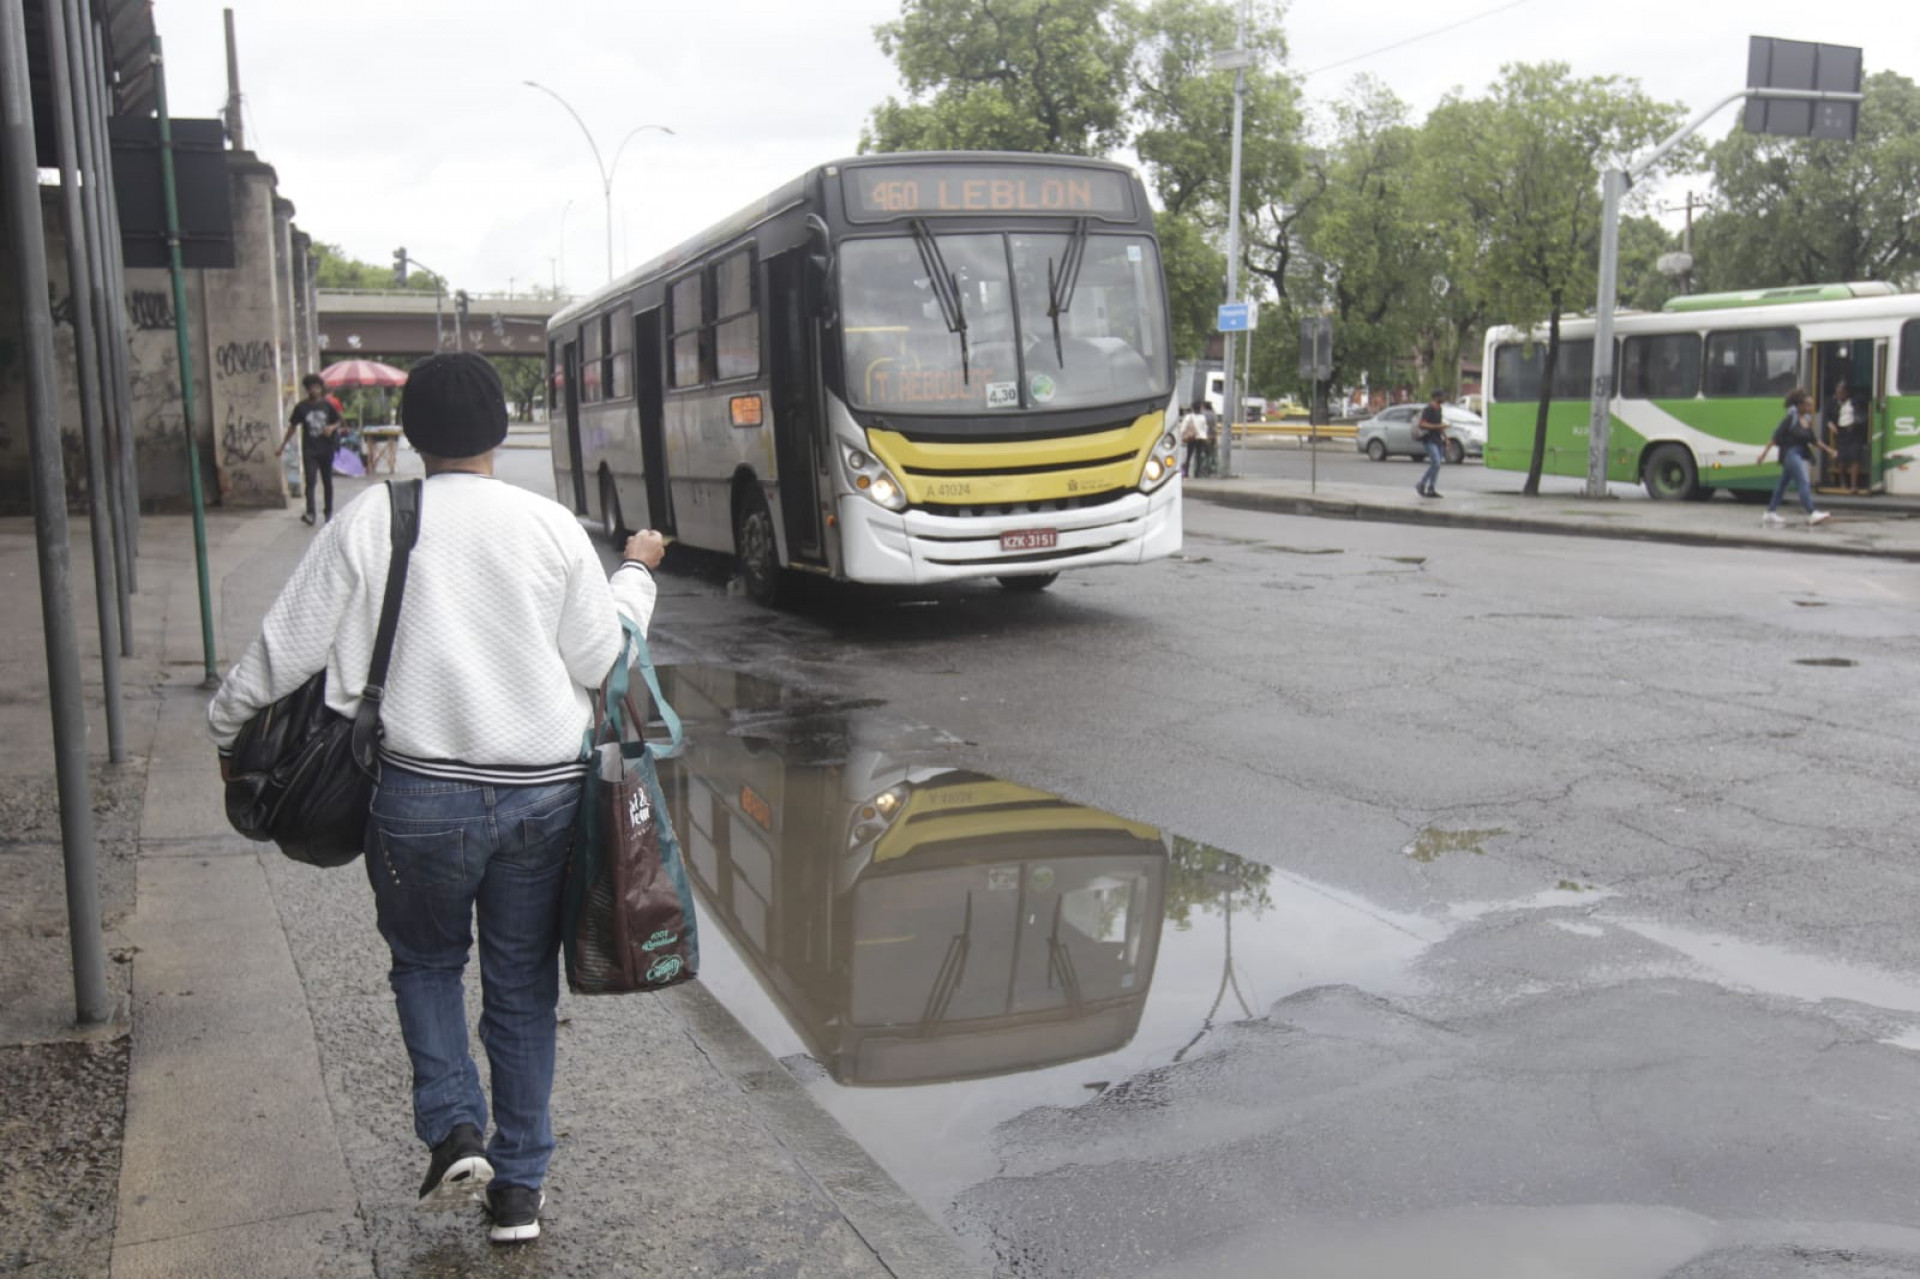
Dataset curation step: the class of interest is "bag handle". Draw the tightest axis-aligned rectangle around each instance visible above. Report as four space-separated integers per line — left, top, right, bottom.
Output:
351 479 422 770
601 615 683 759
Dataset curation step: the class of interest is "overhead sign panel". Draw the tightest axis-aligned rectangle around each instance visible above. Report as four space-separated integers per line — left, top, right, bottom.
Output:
1744 37 1863 140
845 163 1134 220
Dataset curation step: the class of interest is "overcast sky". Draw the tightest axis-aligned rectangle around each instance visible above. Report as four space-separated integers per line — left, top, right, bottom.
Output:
151 0 1914 297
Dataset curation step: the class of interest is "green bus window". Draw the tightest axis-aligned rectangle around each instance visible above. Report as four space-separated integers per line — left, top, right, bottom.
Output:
713 249 759 381
669 274 704 389
1901 320 1920 395
1705 327 1798 398
1493 343 1543 402
1622 333 1701 399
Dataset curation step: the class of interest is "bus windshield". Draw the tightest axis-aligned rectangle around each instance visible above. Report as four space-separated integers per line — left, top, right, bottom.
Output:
840 232 1168 416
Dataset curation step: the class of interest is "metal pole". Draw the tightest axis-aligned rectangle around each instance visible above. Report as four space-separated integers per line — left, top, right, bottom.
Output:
1218 0 1247 479
1585 167 1625 498
64 0 133 651
152 35 219 686
84 14 141 588
222 9 244 149
47 0 125 762
0 0 111 1025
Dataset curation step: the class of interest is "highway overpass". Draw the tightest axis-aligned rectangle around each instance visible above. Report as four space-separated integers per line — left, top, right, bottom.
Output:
316 289 564 360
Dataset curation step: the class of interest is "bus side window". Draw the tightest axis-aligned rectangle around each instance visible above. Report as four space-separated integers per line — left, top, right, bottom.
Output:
669 274 704 389
713 249 760 381
1900 319 1920 395
1705 328 1797 398
1623 334 1700 399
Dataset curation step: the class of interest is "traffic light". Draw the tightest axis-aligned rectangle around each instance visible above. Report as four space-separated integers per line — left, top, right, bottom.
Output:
455 290 470 322
393 247 408 286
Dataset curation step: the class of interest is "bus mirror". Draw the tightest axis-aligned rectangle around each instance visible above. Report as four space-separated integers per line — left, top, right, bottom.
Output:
808 252 836 321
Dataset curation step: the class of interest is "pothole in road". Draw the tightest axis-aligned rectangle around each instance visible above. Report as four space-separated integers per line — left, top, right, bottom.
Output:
1256 544 1344 555
1793 657 1858 667
1791 600 1828 608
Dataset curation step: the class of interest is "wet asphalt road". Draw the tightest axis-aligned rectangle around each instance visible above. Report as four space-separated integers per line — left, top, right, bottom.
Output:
500 446 1920 1277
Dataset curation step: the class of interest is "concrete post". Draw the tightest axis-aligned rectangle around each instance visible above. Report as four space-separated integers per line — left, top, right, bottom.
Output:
1585 168 1625 498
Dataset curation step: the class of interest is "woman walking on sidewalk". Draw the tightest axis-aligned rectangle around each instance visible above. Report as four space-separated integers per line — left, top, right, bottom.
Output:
210 354 666 1244
1758 387 1835 528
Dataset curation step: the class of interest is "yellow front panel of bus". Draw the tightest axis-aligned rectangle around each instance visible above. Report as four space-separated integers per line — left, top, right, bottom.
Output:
866 412 1165 507
874 779 1162 864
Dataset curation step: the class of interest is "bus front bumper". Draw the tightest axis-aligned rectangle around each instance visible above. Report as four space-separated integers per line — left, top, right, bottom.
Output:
837 481 1182 585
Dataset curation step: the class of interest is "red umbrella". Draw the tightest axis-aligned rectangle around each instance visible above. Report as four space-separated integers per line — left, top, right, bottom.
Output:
319 359 409 388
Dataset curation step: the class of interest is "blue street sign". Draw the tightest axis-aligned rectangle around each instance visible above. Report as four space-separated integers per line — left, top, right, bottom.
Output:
1217 301 1251 332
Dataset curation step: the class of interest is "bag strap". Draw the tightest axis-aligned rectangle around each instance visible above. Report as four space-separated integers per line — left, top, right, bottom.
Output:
601 615 683 759
351 479 423 768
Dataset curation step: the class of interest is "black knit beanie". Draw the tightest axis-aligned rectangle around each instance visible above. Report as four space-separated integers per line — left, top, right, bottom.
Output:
401 353 509 458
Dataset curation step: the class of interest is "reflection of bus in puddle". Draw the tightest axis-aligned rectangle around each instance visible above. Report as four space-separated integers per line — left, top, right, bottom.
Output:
654 666 1167 1086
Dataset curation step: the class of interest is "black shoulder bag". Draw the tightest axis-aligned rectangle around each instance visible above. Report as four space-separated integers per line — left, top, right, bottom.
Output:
223 480 422 867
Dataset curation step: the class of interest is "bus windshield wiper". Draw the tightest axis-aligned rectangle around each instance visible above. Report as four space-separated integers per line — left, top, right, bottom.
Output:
1045 218 1091 366
910 218 970 385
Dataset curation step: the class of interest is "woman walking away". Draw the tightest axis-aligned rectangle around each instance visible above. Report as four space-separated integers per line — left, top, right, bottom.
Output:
1758 387 1835 527
210 353 667 1244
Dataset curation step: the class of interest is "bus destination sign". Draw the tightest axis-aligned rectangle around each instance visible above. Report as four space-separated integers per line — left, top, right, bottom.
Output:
847 164 1133 220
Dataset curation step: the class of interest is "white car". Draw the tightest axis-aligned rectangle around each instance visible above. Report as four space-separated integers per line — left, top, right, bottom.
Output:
1355 404 1486 464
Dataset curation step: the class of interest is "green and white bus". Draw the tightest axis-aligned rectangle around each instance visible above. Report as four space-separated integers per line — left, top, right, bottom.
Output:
1483 282 1920 499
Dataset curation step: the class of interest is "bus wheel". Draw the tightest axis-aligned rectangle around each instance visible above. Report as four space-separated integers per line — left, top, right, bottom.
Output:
1642 443 1699 501
599 471 627 545
733 489 785 607
998 573 1057 593
1445 438 1465 465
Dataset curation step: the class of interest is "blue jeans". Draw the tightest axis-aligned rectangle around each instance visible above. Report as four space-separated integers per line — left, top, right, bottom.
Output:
1419 435 1445 492
365 763 581 1189
1768 448 1815 514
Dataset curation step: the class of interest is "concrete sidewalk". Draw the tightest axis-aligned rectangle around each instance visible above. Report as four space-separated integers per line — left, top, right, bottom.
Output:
1 475 979 1278
1184 471 1920 561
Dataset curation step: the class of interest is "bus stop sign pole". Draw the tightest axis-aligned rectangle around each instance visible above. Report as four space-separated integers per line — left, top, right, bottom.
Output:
1586 40 1863 498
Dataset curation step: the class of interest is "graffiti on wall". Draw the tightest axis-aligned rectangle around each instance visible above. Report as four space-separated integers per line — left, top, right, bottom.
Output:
220 402 274 468
214 341 275 379
128 291 177 331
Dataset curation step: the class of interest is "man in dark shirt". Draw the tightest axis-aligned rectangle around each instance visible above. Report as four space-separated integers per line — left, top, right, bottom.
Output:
279 373 342 524
1415 390 1448 498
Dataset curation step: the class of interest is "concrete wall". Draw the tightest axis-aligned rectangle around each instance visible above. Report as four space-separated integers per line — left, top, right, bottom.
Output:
0 150 302 514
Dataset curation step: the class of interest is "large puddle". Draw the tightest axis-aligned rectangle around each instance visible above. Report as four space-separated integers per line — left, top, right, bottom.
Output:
652 666 1440 1216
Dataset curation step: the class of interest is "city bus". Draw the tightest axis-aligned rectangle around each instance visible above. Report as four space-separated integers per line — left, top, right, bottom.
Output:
545 152 1183 603
1482 283 1920 500
653 664 1168 1086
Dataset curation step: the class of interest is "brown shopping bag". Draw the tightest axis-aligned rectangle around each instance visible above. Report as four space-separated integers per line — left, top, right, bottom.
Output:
561 618 698 995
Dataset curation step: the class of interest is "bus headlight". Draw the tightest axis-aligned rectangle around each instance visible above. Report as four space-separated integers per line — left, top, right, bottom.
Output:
1140 430 1180 492
842 443 909 512
848 784 910 849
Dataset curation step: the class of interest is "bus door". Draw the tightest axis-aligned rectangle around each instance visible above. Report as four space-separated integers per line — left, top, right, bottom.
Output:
1810 338 1880 492
561 339 586 512
766 250 827 565
635 308 675 535
1872 337 1891 493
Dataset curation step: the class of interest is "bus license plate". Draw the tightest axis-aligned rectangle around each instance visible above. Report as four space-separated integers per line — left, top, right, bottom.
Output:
1000 528 1057 552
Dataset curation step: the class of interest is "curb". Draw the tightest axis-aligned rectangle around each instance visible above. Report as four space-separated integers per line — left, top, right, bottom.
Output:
1186 485 1920 564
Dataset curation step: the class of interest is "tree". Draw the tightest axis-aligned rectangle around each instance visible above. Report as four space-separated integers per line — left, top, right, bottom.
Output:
494 356 546 423
311 242 441 292
861 0 1131 155
1426 64 1685 494
1692 71 1920 290
1157 210 1225 361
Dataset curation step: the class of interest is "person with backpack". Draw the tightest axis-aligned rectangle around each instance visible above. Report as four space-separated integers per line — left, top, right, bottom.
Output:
1178 403 1207 477
1758 387 1836 527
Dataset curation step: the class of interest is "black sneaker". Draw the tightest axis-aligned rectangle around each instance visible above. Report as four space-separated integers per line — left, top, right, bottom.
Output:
416 1122 492 1212
300 511 316 526
487 1184 545 1244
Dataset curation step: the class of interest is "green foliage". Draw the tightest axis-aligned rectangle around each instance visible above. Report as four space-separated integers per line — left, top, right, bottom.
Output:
1162 836 1273 931
493 356 547 422
1617 215 1679 312
1157 210 1225 360
862 0 1131 154
1129 0 1297 218
1426 64 1684 492
1692 71 1920 289
311 242 441 292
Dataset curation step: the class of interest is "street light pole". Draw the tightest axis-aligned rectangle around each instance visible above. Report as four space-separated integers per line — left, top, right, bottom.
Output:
1212 0 1251 479
522 80 672 284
